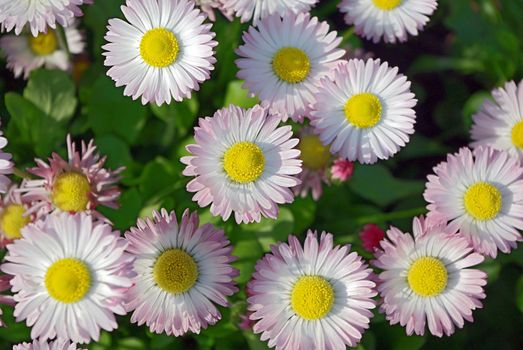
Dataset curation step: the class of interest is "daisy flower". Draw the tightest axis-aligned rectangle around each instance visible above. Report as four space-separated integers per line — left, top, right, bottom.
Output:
0 124 13 193
124 209 238 336
236 12 345 122
13 339 85 350
374 216 487 337
339 0 438 44
248 231 376 350
0 183 35 246
330 158 354 181
359 223 385 252
103 0 217 105
181 105 302 224
0 22 85 79
1 212 134 343
21 135 123 220
0 0 92 36
223 0 318 25
471 79 523 163
310 59 417 164
424 147 523 258
293 127 333 200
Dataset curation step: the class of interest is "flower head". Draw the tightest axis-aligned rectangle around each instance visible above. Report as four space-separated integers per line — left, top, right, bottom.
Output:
311 59 417 164
1 212 134 343
182 105 302 223
0 22 85 79
236 12 345 121
223 0 318 25
424 147 523 258
359 223 385 252
331 158 354 182
124 209 238 336
248 231 376 349
339 0 438 43
471 79 523 163
0 183 35 246
374 216 487 337
21 135 123 221
0 0 93 36
103 0 217 105
13 339 85 350
293 127 333 200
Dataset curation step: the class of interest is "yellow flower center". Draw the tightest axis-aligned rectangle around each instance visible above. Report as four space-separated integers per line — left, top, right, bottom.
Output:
372 0 402 10
291 276 334 320
407 257 448 297
272 47 311 84
511 121 523 148
299 135 331 170
140 28 179 68
344 93 382 128
52 172 91 213
463 182 502 221
223 142 266 184
0 204 30 240
28 30 58 56
153 249 198 294
45 258 91 303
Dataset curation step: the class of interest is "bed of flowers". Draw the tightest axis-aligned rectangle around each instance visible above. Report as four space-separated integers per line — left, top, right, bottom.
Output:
0 0 522 349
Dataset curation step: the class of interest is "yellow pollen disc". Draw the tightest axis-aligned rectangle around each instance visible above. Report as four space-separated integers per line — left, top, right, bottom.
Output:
140 28 179 68
407 257 448 297
28 30 58 56
372 0 403 11
52 172 91 213
223 142 266 184
153 249 198 294
0 204 30 240
299 135 331 170
511 121 523 148
291 276 334 320
45 258 91 303
463 182 502 221
344 93 382 128
272 47 311 84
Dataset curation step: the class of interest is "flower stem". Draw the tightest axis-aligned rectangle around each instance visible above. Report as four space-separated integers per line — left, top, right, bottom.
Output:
13 167 31 180
355 206 427 225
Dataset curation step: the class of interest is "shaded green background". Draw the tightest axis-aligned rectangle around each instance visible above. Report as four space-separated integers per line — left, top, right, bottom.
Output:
0 0 522 349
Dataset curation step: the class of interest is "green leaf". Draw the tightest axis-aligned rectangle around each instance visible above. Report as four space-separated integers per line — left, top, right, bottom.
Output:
223 80 259 108
238 208 294 251
138 157 181 202
348 164 424 207
24 69 77 121
98 188 142 230
4 92 66 158
516 275 523 313
87 75 148 144
0 307 30 343
96 134 133 169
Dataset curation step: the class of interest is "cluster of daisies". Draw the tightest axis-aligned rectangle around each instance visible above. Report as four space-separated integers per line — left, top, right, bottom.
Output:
0 0 522 350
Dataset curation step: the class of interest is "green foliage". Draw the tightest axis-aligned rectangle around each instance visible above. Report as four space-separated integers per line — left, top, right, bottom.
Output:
1 0 523 349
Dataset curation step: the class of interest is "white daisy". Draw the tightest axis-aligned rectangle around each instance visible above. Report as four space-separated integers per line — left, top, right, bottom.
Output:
236 12 345 122
0 22 85 79
181 105 302 224
124 209 238 336
310 58 417 164
471 79 523 163
374 216 487 337
1 212 134 343
339 0 438 43
103 0 217 105
223 0 318 25
0 0 92 36
424 147 523 258
248 231 377 349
